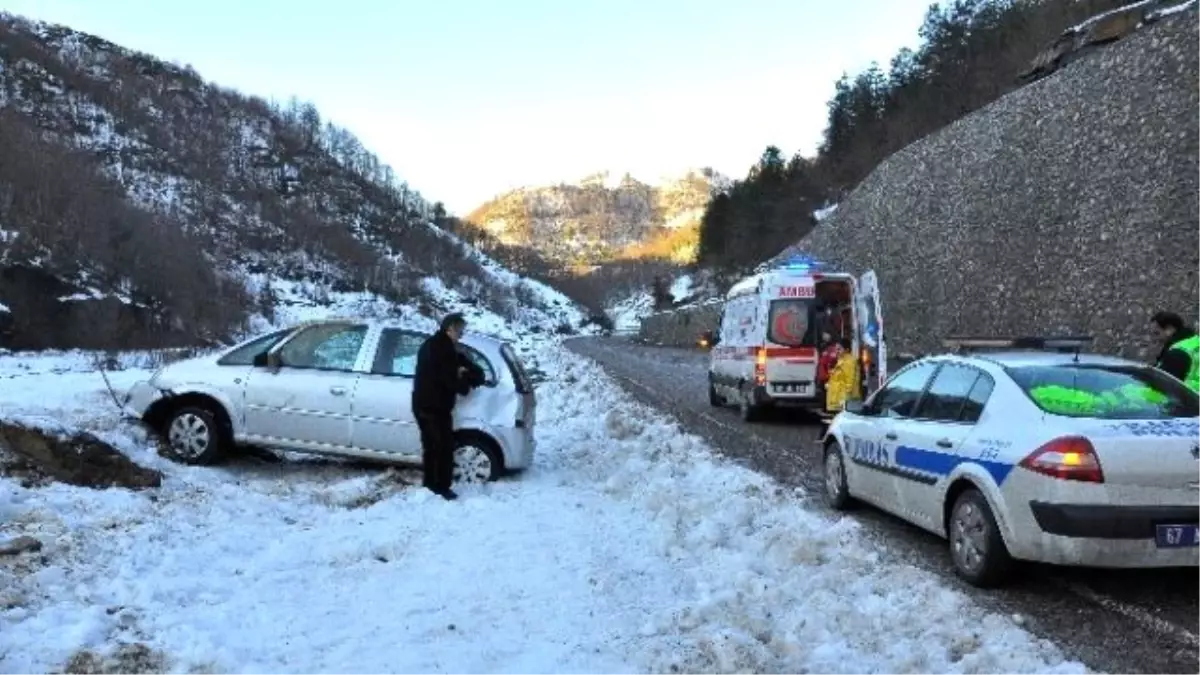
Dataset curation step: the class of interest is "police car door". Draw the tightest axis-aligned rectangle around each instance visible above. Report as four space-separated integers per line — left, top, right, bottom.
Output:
879 363 995 531
843 361 940 513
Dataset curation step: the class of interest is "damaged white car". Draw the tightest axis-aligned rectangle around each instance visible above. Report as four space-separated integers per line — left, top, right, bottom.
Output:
122 319 538 483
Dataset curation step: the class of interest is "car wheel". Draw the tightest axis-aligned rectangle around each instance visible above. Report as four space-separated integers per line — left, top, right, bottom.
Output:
163 406 227 465
822 441 855 510
453 437 503 484
948 488 1013 587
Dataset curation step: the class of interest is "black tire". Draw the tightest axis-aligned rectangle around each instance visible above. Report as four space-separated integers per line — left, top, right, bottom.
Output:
738 385 762 422
708 380 723 407
162 405 228 465
452 433 504 484
948 488 1013 588
822 440 855 510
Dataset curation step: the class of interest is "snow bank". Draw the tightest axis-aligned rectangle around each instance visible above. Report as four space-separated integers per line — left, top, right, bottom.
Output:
0 344 1087 673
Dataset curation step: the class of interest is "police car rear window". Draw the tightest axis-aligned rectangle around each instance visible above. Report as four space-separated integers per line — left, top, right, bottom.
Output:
1008 364 1199 419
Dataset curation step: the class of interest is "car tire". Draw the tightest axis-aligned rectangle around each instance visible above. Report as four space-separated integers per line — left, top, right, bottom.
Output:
162 405 228 465
453 434 504 484
948 488 1013 588
822 441 855 510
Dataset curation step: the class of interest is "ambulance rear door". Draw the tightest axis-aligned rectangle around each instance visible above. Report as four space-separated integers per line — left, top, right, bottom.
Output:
762 277 820 397
854 269 887 393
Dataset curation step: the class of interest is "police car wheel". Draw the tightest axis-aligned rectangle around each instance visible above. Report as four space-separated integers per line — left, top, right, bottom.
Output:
948 488 1013 588
822 441 855 510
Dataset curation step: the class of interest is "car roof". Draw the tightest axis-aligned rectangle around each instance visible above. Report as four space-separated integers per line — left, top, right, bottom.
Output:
953 350 1143 369
283 318 507 349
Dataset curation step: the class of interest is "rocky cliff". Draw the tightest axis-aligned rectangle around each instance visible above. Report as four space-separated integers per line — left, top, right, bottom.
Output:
466 170 724 267
779 7 1198 360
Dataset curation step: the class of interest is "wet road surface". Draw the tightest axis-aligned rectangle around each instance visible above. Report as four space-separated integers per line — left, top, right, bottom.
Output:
567 336 1199 675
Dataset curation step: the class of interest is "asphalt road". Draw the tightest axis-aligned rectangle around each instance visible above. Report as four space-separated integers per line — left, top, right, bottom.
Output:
566 336 1199 675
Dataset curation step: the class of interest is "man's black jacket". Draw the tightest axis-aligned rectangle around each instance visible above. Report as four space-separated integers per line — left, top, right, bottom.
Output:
1157 327 1197 382
412 331 485 415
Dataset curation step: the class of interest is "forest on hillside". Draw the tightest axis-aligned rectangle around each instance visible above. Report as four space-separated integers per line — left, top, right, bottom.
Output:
696 0 1135 276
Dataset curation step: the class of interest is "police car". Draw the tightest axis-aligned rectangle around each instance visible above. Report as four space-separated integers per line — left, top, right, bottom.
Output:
821 336 1200 587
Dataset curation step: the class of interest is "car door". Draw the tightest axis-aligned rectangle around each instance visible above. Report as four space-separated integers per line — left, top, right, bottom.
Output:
888 363 995 531
350 328 425 459
842 361 939 513
242 322 369 450
854 269 887 394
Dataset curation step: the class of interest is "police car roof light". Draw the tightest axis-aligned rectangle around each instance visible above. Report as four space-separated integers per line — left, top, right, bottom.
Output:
941 335 1094 354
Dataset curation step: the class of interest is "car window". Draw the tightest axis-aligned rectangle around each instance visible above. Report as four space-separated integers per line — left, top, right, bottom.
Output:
1008 364 1199 419
372 329 425 376
872 362 938 418
218 329 292 366
915 364 984 422
459 345 497 385
277 324 367 371
960 373 995 423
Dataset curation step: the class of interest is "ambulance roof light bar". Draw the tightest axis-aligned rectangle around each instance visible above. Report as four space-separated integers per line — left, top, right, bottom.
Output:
942 335 1094 355
775 253 824 272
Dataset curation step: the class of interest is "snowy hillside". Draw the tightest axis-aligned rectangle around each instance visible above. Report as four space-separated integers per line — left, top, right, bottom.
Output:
0 327 1087 673
0 13 586 351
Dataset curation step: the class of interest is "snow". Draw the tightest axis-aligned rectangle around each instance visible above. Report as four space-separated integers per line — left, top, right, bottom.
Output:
0 302 8 314
814 203 839 222
1148 0 1198 19
0 333 1091 674
609 291 654 332
669 274 693 302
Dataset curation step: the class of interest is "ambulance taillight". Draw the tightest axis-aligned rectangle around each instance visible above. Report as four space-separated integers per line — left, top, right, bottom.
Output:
755 347 767 385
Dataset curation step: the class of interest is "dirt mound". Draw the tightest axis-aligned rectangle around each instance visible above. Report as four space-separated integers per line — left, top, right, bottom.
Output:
0 420 162 490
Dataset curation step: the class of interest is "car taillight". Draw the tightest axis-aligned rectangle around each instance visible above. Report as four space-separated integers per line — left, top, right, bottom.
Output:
754 347 766 385
1018 436 1104 483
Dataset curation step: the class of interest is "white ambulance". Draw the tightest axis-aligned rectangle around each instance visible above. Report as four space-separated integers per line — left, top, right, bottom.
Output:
706 256 886 422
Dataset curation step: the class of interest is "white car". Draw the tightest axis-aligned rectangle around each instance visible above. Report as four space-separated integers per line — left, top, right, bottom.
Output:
122 319 537 483
821 338 1200 587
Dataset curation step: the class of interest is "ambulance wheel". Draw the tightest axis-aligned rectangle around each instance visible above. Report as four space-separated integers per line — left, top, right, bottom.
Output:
738 391 762 422
708 382 723 407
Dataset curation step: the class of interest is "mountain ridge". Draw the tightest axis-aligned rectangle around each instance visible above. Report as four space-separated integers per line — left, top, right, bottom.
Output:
0 12 585 349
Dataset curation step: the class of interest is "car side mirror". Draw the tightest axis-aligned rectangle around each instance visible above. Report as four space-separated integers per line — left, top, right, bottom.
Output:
252 352 269 368
843 400 867 415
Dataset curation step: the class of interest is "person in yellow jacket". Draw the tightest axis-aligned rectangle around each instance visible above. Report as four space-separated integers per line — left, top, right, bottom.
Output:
826 338 862 413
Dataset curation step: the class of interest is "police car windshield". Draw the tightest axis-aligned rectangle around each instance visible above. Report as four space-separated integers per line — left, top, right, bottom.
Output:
767 299 815 348
1008 364 1200 420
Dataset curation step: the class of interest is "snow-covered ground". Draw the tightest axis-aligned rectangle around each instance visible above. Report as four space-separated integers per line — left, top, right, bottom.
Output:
1 336 1088 673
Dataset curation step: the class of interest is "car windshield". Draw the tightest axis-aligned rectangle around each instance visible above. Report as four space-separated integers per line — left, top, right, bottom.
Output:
766 299 815 348
1008 364 1199 420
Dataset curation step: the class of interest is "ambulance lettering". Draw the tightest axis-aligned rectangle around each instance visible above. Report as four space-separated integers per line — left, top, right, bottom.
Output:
778 285 815 298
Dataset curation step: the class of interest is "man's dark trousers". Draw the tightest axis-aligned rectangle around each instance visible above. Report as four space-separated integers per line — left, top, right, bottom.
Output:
416 410 454 492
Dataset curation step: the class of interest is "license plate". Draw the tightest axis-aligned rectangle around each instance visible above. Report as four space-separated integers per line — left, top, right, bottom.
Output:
1154 524 1200 548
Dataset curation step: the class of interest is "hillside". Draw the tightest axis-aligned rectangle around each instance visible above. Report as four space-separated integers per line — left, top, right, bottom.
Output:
0 13 584 350
463 169 724 267
786 5 1198 359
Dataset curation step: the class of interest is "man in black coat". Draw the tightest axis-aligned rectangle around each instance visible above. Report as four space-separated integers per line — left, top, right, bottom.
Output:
412 313 484 500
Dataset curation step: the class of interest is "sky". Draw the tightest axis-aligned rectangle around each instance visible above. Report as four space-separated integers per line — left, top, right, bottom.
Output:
5 0 932 215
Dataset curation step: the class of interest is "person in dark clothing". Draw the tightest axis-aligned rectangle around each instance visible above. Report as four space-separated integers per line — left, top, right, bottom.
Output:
1150 311 1199 387
412 313 483 500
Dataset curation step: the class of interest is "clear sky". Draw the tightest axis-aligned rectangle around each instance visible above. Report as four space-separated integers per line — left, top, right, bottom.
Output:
6 0 931 214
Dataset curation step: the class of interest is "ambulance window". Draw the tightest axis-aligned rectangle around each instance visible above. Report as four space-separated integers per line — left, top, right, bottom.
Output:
767 299 813 347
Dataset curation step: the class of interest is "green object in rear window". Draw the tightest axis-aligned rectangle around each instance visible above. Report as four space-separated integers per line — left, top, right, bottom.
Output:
1014 364 1198 419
